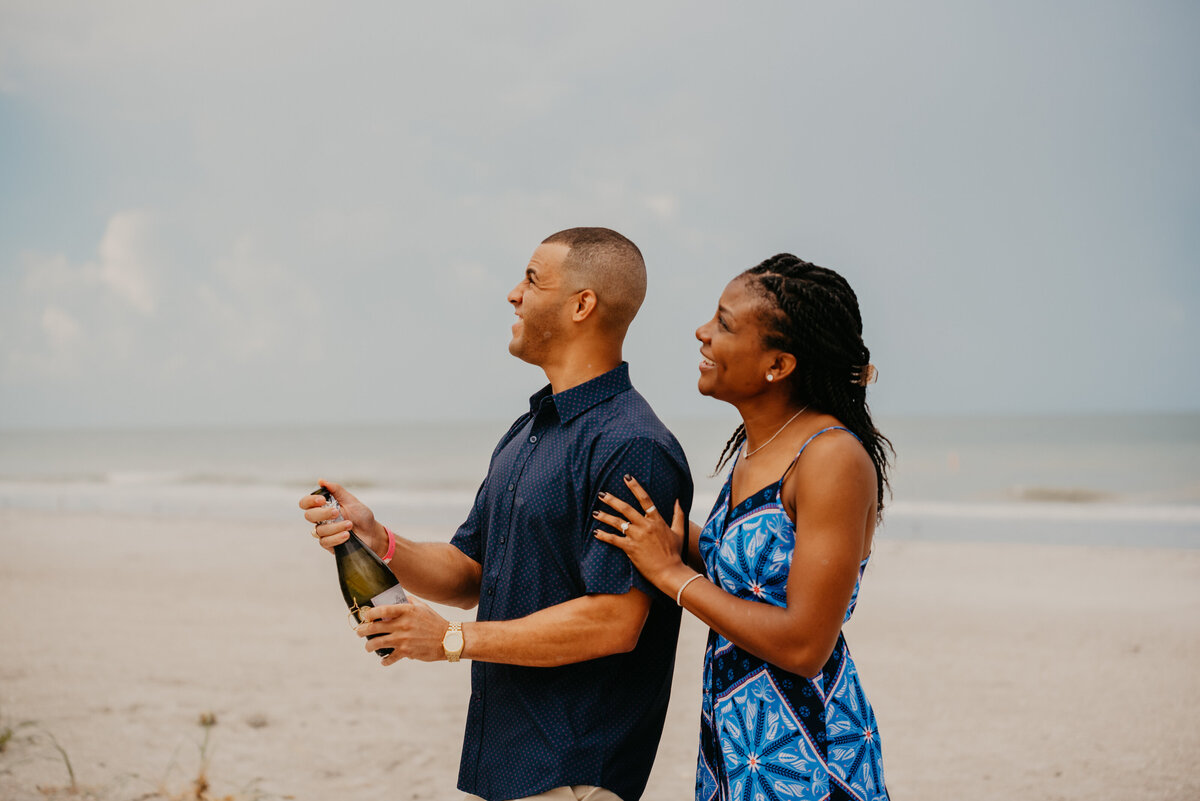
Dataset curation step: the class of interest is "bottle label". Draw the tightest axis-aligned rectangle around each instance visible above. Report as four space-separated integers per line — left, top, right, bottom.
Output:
371 584 408 607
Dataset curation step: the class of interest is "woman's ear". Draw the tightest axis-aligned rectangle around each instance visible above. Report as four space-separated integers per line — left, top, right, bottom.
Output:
771 352 797 382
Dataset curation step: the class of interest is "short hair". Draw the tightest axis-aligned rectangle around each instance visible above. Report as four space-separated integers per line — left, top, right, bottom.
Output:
542 227 646 334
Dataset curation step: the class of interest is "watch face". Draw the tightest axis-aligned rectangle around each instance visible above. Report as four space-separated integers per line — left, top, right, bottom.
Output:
444 630 464 652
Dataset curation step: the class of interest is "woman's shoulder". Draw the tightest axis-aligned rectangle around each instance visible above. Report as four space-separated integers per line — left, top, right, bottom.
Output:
784 418 877 505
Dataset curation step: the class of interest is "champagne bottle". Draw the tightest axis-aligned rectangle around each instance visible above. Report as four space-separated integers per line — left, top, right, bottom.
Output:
312 487 408 657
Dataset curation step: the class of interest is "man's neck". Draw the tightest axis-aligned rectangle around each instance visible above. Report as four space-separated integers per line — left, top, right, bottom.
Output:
541 346 623 395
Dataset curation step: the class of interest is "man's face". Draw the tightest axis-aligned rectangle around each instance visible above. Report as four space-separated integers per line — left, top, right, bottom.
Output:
506 242 576 366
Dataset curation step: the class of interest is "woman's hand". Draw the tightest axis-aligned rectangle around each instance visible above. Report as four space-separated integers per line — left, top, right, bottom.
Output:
593 475 691 592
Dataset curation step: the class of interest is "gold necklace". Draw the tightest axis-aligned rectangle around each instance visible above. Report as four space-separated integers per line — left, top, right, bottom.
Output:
743 406 808 458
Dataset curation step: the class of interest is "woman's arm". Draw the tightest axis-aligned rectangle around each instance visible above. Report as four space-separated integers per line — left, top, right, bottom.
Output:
685 519 704 571
596 433 876 678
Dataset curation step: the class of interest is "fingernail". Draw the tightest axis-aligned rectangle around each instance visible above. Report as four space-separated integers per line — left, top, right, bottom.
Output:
592 510 600 517
598 491 607 499
623 474 632 481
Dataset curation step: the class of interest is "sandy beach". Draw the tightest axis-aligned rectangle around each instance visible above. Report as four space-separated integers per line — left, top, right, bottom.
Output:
1 509 1198 800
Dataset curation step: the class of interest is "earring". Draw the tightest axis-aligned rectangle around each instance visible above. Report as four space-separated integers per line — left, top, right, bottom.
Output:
766 374 774 382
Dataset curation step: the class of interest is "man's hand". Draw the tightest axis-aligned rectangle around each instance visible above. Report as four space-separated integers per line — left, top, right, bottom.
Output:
299 480 384 555
356 599 451 667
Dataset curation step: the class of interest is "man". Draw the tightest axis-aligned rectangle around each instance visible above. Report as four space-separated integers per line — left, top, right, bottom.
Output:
301 227 693 801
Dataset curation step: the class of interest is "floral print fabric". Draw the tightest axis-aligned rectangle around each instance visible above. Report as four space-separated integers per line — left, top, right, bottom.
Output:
696 427 889 801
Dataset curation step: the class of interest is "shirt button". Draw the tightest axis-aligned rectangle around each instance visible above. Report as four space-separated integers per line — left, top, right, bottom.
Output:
529 435 538 443
508 483 515 492
499 536 506 544
487 587 495 596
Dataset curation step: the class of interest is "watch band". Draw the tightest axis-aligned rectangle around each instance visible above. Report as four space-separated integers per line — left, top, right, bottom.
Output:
443 621 464 662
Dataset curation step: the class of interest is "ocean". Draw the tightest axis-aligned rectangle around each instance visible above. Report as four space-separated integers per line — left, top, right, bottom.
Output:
1 413 1197 548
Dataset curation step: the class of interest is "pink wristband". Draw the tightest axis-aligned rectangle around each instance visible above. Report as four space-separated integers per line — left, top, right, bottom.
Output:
383 526 396 565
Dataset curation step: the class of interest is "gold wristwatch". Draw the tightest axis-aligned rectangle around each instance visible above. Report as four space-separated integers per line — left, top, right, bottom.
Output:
443 622 464 662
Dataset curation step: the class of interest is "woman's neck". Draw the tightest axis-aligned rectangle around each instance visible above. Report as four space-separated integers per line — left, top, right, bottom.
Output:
736 397 810 455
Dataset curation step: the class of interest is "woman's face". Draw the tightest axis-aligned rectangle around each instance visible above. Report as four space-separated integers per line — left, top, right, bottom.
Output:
695 277 779 402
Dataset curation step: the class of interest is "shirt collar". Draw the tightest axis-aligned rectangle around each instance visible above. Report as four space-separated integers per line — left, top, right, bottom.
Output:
527 362 632 424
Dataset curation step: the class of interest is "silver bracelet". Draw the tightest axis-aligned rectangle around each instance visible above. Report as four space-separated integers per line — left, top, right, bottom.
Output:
676 574 703 607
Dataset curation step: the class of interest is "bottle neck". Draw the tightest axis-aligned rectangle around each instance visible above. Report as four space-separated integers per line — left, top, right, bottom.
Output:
334 529 366 554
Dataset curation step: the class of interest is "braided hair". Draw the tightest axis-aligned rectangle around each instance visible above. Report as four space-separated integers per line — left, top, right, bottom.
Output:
714 254 894 512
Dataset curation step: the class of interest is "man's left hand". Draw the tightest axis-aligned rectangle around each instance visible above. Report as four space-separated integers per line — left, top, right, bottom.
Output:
356 599 450 666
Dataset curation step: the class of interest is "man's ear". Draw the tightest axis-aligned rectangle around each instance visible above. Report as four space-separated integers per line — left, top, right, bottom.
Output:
572 289 598 322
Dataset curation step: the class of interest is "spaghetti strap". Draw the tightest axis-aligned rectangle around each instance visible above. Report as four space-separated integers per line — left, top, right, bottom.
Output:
780 425 859 484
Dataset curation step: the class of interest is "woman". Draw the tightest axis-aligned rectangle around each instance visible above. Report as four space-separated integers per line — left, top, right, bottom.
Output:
594 254 892 801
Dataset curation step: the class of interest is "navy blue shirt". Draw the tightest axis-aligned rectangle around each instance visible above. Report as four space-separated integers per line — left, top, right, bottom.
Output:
450 363 693 801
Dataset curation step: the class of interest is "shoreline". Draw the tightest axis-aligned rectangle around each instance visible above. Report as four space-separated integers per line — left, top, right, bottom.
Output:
1 510 1198 800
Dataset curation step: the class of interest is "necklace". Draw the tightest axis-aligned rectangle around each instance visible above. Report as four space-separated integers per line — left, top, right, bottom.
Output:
743 406 809 458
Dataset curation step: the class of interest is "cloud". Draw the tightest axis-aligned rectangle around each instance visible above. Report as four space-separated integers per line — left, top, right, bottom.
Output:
642 193 679 220
40 305 81 348
2 212 319 389
2 3 1198 424
95 211 156 313
2 210 159 381
19 210 157 314
196 234 323 364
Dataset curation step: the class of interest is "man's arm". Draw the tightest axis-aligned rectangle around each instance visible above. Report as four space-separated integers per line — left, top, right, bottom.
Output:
387 537 482 609
464 589 649 666
460 435 687 664
357 588 650 667
302 480 483 608
354 433 687 666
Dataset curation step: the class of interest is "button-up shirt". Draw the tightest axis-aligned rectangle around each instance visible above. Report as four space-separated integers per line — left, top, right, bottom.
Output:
450 362 693 801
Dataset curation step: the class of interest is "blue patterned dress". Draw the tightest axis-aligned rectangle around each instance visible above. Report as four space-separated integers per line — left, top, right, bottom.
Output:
696 427 889 801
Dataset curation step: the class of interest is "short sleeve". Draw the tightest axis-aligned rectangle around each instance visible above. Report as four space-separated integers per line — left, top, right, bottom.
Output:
450 476 489 562
580 437 692 596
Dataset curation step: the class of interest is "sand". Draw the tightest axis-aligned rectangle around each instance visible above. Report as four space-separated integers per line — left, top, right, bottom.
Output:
1 510 1198 800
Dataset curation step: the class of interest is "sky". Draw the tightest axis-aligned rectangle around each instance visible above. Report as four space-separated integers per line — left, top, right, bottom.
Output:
1 1 1197 429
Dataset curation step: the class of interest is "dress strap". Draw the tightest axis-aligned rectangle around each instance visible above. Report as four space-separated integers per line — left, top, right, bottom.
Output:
779 426 859 484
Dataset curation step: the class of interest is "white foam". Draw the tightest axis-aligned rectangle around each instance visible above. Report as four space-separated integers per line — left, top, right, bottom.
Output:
885 500 1200 524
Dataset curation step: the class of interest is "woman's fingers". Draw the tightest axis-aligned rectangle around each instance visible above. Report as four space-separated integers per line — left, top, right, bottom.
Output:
670 500 686 535
597 491 638 519
592 509 631 531
593 529 629 551
621 475 659 514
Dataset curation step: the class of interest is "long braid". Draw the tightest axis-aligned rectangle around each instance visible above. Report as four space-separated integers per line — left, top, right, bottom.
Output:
714 423 746 474
718 254 894 512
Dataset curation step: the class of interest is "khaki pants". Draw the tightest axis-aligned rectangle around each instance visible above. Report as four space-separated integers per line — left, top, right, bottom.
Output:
464 786 622 801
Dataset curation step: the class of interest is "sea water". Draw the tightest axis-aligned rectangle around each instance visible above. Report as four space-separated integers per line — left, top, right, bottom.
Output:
0 414 1196 547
